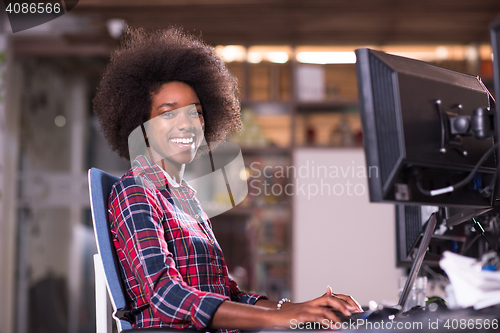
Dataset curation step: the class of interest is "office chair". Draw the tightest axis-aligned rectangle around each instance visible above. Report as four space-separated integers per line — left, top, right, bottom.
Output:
89 167 198 333
89 167 131 333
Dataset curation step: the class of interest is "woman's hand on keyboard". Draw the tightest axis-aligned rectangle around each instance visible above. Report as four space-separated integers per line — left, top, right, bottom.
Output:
326 285 363 313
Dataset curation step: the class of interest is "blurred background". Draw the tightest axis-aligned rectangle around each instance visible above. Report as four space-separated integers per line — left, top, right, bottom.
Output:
1 1 500 332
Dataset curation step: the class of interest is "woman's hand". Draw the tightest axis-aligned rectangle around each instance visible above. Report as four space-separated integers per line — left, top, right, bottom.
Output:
210 287 363 330
268 287 360 329
326 285 363 313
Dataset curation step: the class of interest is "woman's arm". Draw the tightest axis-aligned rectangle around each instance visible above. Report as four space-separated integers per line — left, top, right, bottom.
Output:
210 289 360 330
227 273 267 305
254 286 362 312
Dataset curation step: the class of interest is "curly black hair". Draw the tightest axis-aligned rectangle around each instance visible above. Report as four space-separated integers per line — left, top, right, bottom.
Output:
93 27 242 160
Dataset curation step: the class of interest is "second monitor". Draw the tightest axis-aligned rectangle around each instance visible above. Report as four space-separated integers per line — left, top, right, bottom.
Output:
355 48 498 209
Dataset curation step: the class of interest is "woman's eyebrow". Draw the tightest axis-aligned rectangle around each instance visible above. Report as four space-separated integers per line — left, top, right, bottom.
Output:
156 102 201 110
157 102 177 110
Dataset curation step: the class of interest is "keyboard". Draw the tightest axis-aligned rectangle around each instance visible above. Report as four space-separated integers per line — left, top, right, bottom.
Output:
333 305 500 332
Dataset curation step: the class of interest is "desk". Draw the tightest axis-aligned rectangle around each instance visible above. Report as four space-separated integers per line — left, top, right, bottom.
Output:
252 305 500 332
342 306 500 332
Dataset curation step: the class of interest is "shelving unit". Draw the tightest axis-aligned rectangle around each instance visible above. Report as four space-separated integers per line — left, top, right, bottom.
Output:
211 55 362 299
213 51 484 299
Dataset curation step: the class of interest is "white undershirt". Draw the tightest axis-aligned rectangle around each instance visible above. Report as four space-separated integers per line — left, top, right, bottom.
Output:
158 166 181 188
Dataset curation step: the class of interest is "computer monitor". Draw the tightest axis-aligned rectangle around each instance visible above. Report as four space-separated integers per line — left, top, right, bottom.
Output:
356 21 500 311
355 48 497 209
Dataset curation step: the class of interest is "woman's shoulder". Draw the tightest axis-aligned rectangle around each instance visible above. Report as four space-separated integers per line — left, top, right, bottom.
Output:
109 163 158 200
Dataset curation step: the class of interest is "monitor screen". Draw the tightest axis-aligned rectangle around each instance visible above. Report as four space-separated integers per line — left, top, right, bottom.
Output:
355 48 497 208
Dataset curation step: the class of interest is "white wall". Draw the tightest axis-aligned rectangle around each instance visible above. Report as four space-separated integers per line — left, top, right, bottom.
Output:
292 148 404 306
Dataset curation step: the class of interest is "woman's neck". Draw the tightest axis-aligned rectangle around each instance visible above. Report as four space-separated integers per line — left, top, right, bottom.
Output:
159 159 184 183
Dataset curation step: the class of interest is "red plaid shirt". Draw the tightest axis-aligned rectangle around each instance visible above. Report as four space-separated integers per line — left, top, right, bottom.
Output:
108 156 265 330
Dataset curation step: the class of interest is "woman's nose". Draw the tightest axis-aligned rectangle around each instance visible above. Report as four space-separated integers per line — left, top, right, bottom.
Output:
177 111 194 130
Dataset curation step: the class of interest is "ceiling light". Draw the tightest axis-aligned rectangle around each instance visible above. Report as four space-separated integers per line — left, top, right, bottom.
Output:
435 46 448 60
296 52 356 64
247 52 263 63
266 52 288 63
215 45 246 62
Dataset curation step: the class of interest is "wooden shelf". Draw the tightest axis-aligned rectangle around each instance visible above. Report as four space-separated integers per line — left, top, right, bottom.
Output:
296 100 359 113
241 100 292 115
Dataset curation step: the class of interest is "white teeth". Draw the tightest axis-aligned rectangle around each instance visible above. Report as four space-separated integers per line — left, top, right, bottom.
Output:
171 138 193 144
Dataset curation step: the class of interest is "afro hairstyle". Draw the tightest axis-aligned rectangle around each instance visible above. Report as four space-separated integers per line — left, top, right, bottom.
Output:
93 27 242 160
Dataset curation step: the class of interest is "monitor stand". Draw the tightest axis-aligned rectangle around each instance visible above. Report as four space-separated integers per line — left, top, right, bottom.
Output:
397 212 438 310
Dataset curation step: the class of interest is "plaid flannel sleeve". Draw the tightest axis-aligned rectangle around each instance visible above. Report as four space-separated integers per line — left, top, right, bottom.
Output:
110 178 228 329
227 275 268 305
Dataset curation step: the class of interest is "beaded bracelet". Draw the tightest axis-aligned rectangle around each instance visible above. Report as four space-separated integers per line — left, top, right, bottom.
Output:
276 297 290 310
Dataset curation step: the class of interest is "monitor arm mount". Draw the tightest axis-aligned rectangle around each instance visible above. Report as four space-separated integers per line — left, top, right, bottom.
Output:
412 100 498 199
435 99 496 156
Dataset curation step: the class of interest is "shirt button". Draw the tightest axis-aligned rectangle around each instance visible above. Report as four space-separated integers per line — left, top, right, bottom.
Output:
194 214 199 219
210 240 214 244
217 268 221 273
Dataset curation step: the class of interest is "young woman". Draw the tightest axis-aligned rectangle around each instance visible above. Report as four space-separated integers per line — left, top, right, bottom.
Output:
93 27 361 331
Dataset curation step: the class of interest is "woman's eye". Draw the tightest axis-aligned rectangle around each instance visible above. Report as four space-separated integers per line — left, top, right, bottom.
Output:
191 110 203 117
160 111 176 118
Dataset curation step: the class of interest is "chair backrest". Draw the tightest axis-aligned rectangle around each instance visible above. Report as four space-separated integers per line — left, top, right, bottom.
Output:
88 168 134 331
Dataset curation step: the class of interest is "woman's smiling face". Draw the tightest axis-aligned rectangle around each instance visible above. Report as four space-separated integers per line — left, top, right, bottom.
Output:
144 81 205 173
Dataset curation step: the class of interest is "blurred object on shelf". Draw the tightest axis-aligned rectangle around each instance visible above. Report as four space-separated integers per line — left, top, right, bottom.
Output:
305 126 316 145
256 209 289 255
245 207 291 296
257 262 291 301
230 107 269 147
326 83 340 100
305 116 316 145
228 60 292 102
296 64 325 101
355 129 363 146
251 103 291 147
254 114 291 148
296 113 362 147
330 116 354 147
231 106 291 148
250 64 270 100
325 64 358 101
245 155 291 207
